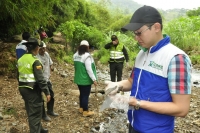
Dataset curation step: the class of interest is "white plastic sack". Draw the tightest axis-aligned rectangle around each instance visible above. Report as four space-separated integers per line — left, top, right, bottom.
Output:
100 93 131 112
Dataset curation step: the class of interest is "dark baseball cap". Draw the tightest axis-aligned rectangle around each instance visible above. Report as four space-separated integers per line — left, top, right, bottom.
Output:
23 37 42 47
121 5 162 31
111 35 118 41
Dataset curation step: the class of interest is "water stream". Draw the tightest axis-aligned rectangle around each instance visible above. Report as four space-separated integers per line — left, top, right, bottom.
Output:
191 68 200 87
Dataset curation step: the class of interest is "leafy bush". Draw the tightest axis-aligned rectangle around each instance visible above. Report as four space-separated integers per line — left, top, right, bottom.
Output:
63 55 73 64
164 16 200 64
0 0 56 38
164 16 200 51
57 20 104 52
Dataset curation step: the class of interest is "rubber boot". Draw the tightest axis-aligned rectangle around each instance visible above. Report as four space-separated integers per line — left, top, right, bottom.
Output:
42 101 51 121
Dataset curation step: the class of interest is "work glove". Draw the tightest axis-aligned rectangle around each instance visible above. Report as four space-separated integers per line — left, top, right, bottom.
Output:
104 81 123 96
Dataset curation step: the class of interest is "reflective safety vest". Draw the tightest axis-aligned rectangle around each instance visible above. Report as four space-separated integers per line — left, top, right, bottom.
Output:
109 43 124 62
18 54 39 89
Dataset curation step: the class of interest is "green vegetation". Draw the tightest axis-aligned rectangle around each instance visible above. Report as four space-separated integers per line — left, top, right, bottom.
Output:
164 16 200 63
57 20 104 52
0 0 200 76
187 7 200 17
3 107 17 117
164 17 200 49
0 0 56 38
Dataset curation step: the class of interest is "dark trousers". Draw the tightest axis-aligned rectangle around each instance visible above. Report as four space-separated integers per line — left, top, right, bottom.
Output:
109 62 124 82
42 81 55 116
19 87 43 133
77 85 91 111
129 123 139 133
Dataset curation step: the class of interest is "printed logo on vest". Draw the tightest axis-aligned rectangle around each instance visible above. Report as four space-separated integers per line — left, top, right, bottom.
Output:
148 61 163 70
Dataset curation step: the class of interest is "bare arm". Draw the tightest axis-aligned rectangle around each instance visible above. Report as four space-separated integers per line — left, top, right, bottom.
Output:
129 94 191 117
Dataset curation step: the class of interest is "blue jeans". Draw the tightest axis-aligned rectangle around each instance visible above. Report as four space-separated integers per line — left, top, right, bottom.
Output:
77 85 91 111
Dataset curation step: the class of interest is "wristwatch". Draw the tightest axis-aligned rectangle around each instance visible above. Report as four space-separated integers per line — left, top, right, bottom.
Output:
134 99 141 110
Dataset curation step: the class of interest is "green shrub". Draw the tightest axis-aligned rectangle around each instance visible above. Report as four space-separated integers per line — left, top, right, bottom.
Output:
63 55 73 64
3 107 17 116
164 16 200 51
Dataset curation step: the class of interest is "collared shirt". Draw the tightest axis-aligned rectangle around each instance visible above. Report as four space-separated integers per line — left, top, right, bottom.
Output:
168 54 191 94
36 52 53 81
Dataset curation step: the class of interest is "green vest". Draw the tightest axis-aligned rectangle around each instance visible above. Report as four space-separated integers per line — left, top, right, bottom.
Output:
109 43 124 62
73 52 97 85
18 54 39 89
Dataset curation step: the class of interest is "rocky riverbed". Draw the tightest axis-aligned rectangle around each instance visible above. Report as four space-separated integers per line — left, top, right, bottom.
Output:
0 62 200 133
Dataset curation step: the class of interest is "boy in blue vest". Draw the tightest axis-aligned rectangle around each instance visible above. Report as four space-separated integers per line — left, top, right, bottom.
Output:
16 32 30 60
105 5 191 133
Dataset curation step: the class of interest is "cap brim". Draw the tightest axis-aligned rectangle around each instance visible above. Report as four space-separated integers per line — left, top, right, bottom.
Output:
121 23 145 31
22 42 39 46
39 42 46 47
22 42 28 45
39 45 44 47
111 38 117 41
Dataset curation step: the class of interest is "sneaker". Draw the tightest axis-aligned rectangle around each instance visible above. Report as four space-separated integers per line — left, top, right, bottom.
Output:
79 108 83 113
83 111 94 117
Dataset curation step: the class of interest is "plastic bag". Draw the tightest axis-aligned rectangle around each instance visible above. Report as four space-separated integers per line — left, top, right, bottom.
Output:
110 94 129 110
100 93 130 112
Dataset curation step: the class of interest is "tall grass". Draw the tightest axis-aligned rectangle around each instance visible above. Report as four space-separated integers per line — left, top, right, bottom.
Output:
164 16 200 64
